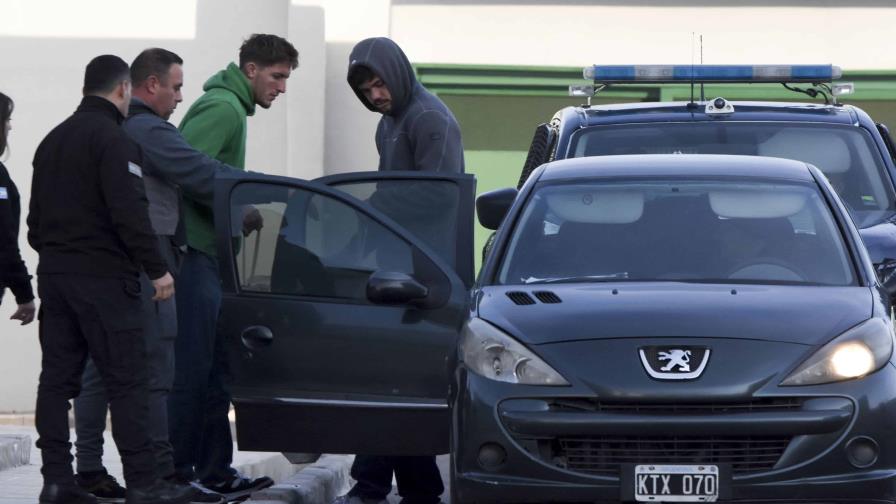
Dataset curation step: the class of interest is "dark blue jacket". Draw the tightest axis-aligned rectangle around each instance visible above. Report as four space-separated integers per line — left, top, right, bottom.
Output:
0 161 33 304
29 96 166 280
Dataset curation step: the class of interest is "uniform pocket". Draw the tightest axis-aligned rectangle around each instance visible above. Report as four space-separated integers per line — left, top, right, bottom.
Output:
122 277 142 299
87 278 143 333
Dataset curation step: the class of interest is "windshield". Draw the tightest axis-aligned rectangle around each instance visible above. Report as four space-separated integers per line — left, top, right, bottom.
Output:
498 178 857 286
569 122 896 227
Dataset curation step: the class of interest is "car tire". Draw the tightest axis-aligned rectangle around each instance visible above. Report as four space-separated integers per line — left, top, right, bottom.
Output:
517 124 552 189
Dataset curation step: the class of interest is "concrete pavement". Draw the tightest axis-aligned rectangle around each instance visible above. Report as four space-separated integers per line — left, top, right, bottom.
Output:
0 422 451 504
250 454 451 504
0 424 301 503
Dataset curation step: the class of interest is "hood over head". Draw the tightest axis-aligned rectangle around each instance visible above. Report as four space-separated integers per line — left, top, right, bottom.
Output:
203 62 256 116
347 37 417 115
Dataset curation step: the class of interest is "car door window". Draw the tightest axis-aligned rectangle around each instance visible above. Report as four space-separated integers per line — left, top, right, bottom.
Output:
324 179 460 268
230 182 432 301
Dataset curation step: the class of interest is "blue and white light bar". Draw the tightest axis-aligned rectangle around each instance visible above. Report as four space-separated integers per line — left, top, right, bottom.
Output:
583 65 842 83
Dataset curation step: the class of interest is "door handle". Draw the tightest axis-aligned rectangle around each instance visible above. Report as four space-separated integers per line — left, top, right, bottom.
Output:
241 325 274 349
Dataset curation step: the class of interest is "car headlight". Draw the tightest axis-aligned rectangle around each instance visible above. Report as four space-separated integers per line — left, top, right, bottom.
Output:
781 318 894 386
460 318 569 385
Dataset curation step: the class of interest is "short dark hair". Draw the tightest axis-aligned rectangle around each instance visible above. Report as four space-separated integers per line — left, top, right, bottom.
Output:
83 55 130 95
239 34 299 70
0 92 12 156
131 48 183 86
348 65 376 90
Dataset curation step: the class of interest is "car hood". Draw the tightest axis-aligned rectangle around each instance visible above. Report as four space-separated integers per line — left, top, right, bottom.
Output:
858 217 896 264
476 283 872 345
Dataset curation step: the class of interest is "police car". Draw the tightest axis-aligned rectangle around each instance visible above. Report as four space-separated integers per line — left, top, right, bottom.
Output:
514 64 896 294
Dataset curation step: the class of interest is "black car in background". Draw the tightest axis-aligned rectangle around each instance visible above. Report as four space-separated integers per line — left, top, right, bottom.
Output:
517 65 896 294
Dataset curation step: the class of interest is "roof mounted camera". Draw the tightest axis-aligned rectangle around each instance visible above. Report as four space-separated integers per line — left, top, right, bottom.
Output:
706 97 734 115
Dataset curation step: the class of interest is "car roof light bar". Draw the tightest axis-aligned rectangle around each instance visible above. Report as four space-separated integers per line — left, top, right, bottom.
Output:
583 64 842 84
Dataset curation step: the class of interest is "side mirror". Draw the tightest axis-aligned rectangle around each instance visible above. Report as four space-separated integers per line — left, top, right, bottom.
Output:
366 270 429 305
476 187 518 230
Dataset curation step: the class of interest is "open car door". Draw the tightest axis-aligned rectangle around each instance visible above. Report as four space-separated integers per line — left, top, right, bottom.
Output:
213 170 475 455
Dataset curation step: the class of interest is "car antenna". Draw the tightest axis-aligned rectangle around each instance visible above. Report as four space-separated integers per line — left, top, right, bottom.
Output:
700 34 706 102
687 32 698 109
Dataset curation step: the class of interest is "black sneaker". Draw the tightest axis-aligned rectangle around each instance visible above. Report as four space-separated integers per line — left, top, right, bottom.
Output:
188 486 227 504
163 475 226 503
125 479 195 504
39 483 99 504
75 471 126 503
201 475 274 500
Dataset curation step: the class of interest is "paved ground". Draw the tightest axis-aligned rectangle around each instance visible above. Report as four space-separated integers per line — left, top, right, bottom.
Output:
0 424 450 504
0 425 300 504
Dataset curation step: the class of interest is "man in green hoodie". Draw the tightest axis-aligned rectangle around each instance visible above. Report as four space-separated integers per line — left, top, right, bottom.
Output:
169 33 298 501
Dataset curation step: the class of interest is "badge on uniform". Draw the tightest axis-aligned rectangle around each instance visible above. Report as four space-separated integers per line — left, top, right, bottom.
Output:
0 187 7 200
127 162 143 178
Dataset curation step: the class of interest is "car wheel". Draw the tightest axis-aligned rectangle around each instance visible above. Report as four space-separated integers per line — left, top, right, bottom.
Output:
517 124 552 189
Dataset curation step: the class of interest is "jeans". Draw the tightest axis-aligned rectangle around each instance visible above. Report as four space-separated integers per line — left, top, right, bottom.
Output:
73 240 179 478
35 274 155 489
168 248 236 483
349 455 443 503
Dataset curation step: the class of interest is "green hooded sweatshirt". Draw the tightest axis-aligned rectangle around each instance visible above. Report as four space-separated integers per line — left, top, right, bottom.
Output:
179 62 255 257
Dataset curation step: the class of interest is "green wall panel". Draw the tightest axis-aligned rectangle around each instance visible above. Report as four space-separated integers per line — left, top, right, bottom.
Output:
465 150 527 272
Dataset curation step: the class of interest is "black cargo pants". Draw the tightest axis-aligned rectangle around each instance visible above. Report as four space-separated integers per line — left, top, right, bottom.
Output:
349 455 444 503
35 273 155 489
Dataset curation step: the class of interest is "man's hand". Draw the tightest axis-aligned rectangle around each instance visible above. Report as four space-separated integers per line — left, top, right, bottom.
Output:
10 301 35 325
151 272 175 301
242 206 264 237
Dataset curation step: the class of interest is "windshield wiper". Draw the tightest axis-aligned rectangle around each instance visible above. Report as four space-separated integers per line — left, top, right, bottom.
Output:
523 272 629 284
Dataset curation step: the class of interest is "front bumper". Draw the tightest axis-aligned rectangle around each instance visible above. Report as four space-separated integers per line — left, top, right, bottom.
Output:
451 363 896 503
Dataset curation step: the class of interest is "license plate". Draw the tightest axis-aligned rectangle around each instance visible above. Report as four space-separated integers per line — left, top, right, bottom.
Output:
634 464 719 502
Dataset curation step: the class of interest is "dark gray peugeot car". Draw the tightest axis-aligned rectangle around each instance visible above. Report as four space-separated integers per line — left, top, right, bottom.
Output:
456 155 896 503
211 154 895 504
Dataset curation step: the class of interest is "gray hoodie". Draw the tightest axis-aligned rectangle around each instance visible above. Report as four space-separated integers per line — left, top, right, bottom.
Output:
123 97 238 236
348 37 464 173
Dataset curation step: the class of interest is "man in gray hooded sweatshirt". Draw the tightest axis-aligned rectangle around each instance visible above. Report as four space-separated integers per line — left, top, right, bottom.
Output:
336 36 464 504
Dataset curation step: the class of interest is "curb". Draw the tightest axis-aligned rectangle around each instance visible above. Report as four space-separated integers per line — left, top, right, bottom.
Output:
235 452 302 485
0 434 31 471
247 454 354 504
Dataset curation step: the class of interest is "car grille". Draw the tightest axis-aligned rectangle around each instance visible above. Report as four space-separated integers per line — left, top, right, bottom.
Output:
554 435 791 476
509 399 802 477
549 397 804 414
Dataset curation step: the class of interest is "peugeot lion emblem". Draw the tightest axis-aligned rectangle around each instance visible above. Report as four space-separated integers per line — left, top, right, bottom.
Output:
639 346 710 380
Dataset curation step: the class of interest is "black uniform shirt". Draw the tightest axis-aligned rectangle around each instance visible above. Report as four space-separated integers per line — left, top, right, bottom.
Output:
28 96 167 280
0 161 34 304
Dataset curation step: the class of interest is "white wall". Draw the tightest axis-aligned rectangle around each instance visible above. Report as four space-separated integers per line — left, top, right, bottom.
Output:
0 0 326 412
390 2 896 69
293 0 392 174
3 0 896 411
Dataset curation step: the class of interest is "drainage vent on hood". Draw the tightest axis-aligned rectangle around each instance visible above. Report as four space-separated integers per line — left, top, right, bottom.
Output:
534 291 562 304
506 291 536 305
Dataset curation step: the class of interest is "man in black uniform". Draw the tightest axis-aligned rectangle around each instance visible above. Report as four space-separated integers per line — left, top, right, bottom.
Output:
28 55 193 504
